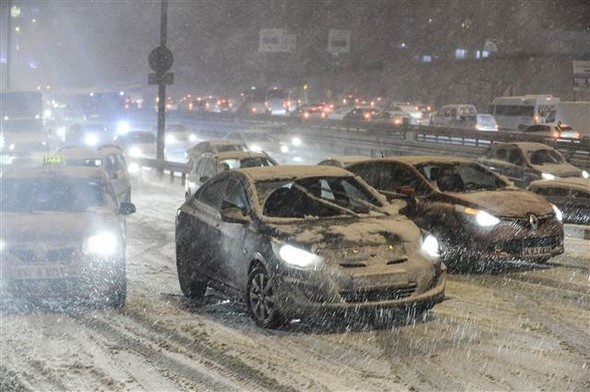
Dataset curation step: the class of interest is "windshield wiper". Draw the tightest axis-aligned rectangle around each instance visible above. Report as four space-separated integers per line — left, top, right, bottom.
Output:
292 184 360 218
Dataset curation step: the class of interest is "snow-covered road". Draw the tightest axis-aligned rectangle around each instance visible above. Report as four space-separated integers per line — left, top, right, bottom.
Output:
2 178 589 391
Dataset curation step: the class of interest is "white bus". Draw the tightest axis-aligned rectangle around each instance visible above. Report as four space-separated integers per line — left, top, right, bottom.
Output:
490 95 560 131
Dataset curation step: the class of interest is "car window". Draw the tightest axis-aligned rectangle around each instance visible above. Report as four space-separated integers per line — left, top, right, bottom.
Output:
377 163 430 196
222 179 251 213
572 190 590 199
529 149 564 165
533 187 570 197
507 149 524 165
195 177 227 210
416 162 506 192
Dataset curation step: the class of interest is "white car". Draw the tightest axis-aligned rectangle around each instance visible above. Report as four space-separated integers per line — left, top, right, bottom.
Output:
476 114 498 131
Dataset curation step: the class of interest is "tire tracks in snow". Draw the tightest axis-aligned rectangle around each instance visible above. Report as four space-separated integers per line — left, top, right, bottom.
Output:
72 310 295 392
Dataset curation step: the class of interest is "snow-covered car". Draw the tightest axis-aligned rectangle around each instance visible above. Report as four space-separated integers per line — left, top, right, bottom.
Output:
114 130 157 159
0 165 136 307
478 142 589 187
344 156 564 270
185 139 248 166
475 113 498 131
528 178 590 225
175 166 446 328
64 122 116 147
224 129 306 164
185 150 278 199
58 144 132 204
164 123 198 144
522 123 580 140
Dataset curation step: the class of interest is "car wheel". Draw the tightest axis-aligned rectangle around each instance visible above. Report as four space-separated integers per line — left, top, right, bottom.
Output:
246 264 285 329
176 239 207 300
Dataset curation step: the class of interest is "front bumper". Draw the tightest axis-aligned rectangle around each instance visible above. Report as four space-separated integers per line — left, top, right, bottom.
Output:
442 216 564 262
275 266 446 319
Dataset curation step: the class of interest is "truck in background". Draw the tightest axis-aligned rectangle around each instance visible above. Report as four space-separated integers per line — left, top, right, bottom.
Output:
557 101 590 138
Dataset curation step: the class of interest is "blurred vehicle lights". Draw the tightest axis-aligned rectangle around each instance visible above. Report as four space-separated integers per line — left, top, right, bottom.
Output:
552 204 563 222
273 242 322 268
420 234 440 258
541 172 556 180
84 232 118 256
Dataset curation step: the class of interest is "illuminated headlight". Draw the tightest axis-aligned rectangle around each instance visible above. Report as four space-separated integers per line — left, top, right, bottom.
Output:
250 144 262 152
117 121 130 135
291 137 302 146
0 239 6 251
458 206 500 227
56 126 66 140
188 134 198 143
128 162 140 174
272 241 322 268
166 134 176 144
552 204 563 222
84 133 99 146
280 145 289 153
541 172 556 180
420 234 439 258
83 232 119 256
582 170 589 179
128 146 142 158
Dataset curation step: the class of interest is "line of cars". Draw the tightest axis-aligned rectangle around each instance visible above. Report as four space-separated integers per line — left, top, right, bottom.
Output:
173 132 589 329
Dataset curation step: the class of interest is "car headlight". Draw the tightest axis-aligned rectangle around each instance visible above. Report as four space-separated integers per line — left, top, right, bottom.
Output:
56 126 66 139
128 146 142 158
280 145 289 153
420 234 439 258
0 239 6 251
188 134 198 143
166 134 177 144
128 162 140 174
291 137 302 146
83 232 119 256
552 204 563 222
272 241 322 268
117 121 130 135
84 133 99 146
457 206 500 227
541 172 556 180
582 170 589 179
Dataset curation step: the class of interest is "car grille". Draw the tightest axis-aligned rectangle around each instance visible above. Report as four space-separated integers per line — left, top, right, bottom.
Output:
7 248 78 263
340 283 417 303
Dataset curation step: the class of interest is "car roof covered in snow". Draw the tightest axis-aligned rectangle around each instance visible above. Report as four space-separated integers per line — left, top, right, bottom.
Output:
238 165 355 181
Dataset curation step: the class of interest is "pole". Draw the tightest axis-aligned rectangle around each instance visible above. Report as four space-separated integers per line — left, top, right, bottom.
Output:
156 0 168 175
6 0 12 90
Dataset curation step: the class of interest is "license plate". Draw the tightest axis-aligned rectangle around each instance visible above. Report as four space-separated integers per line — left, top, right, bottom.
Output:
7 264 78 280
522 246 553 257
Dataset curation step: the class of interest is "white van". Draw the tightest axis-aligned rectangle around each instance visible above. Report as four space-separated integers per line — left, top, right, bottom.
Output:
430 104 477 129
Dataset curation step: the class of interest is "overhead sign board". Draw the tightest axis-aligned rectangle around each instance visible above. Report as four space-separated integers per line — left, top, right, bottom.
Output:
328 29 351 55
259 29 295 53
573 60 590 91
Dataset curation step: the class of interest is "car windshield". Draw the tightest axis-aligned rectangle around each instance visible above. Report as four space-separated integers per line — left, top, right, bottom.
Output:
415 162 508 192
259 176 383 218
221 157 276 169
529 149 565 165
477 115 496 127
1 177 110 212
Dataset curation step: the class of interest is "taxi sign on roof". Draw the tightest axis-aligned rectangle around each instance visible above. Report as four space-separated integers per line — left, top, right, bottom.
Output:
44 155 65 165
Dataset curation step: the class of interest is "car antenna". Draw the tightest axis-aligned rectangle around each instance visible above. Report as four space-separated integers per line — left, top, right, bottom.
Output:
377 137 384 158
237 132 253 159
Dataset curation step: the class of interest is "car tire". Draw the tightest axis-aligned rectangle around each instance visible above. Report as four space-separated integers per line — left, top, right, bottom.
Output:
246 264 286 329
176 239 207 300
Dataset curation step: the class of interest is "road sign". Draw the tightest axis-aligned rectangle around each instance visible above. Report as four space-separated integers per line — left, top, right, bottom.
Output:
148 45 173 73
573 61 590 91
328 29 351 55
148 72 174 85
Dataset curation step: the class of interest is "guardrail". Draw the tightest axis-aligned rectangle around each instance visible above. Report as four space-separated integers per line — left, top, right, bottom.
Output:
131 111 590 182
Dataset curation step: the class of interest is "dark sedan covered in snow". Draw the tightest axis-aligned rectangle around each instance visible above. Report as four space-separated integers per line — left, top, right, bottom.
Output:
342 156 564 270
175 166 446 328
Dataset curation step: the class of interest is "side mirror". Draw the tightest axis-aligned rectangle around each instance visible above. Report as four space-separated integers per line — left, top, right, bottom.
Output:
220 206 250 224
119 202 136 215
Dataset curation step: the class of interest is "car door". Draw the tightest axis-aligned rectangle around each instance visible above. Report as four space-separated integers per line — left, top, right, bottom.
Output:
188 176 230 282
569 189 590 224
217 177 252 289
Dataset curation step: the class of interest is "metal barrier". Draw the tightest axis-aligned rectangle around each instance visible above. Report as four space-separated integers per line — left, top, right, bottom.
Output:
130 111 590 182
